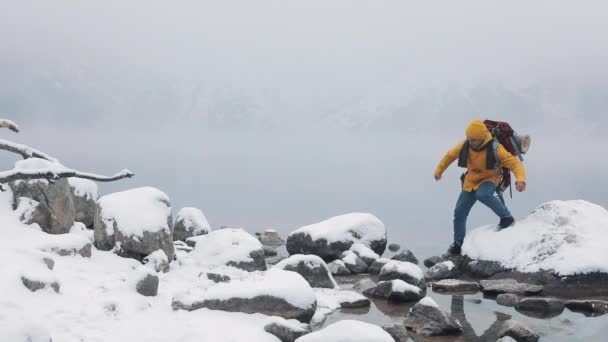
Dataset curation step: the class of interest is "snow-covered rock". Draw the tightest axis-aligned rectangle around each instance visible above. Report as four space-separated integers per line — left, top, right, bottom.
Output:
466 259 507 278
295 320 395 342
94 187 174 261
143 249 170 273
68 177 99 228
368 258 391 275
479 279 543 296
327 260 351 276
391 249 419 264
132 266 159 296
463 200 608 275
264 317 311 342
38 233 92 258
286 213 387 261
173 207 211 242
172 269 317 323
565 300 608 316
425 260 457 281
498 320 540 342
258 229 285 248
349 243 380 266
188 228 267 271
432 279 480 293
341 250 368 273
383 324 408 342
403 297 463 336
21 275 60 293
423 256 444 268
363 279 424 302
378 260 425 289
10 158 75 234
496 293 521 307
274 254 337 289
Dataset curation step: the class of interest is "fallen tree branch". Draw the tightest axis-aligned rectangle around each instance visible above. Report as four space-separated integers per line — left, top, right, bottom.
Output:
0 168 134 184
0 119 19 133
0 139 56 161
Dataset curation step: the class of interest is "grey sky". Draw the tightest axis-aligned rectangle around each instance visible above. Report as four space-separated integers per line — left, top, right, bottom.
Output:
1 1 607 256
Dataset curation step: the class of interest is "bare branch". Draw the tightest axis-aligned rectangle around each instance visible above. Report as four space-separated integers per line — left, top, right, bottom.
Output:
0 139 57 161
0 119 19 133
0 168 134 184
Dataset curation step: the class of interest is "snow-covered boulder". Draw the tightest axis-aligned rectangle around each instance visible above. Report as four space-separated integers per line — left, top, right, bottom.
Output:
363 279 425 302
264 317 311 342
498 320 540 342
38 233 92 258
479 279 543 296
274 255 337 289
143 249 170 272
391 249 419 264
327 260 351 276
132 266 159 296
425 260 457 281
378 260 425 290
464 200 608 275
10 158 75 234
423 256 444 268
432 279 480 293
341 250 368 273
295 320 395 342
172 269 317 323
258 229 285 248
173 207 211 242
94 187 174 261
68 177 99 228
403 297 463 336
188 228 267 272
314 288 371 312
349 243 380 266
286 213 387 261
368 258 391 275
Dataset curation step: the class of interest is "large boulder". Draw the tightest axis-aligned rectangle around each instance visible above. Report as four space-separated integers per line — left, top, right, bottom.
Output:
349 243 380 266
368 258 391 275
295 320 394 342
10 158 75 234
363 279 425 302
172 269 316 323
94 187 174 261
515 298 565 318
378 260 426 290
341 250 368 274
188 228 267 272
286 213 387 261
403 297 463 336
274 254 337 289
68 178 99 228
133 266 159 297
173 207 211 242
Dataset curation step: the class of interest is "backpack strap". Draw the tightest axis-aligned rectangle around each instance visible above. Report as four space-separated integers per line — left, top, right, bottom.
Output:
457 140 469 168
486 139 500 170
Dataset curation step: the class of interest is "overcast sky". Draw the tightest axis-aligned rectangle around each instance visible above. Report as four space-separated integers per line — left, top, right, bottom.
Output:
1 1 607 255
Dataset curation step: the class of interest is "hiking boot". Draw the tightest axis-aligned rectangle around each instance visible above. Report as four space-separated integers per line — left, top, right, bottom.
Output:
441 242 462 258
498 216 515 230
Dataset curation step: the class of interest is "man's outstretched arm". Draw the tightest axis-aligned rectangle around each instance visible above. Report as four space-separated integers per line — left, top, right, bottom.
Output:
434 140 466 180
497 144 527 191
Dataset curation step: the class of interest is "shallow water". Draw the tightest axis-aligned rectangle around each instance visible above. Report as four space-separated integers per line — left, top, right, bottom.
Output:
319 274 608 342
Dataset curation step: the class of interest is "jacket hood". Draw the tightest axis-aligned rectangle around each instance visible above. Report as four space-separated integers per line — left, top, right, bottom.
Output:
465 120 493 145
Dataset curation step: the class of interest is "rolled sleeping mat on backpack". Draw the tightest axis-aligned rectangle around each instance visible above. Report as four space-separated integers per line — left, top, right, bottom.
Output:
510 133 531 161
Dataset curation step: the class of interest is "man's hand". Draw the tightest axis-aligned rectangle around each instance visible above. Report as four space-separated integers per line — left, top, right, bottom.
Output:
434 174 441 181
515 181 526 192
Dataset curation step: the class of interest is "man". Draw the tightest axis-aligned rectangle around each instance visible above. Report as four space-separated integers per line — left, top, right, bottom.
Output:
434 119 526 256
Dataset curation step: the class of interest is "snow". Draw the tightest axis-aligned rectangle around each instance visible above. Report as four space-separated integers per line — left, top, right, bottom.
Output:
311 288 368 324
176 207 211 235
188 228 263 268
341 250 359 264
68 177 99 200
174 269 316 310
463 200 608 275
349 243 380 260
295 320 394 342
418 297 439 308
441 260 455 271
380 260 424 280
97 187 171 238
288 213 386 246
14 197 39 223
387 279 421 294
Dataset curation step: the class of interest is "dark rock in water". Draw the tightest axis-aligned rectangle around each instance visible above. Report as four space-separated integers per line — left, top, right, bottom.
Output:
498 319 539 342
274 255 337 289
263 246 278 257
383 324 409 342
21 276 60 293
423 256 444 268
391 250 419 265
432 279 479 293
425 261 458 281
340 297 372 309
11 178 75 234
467 260 507 278
565 300 608 317
388 243 401 252
341 251 368 274
173 295 316 323
496 293 521 307
259 229 285 248
327 260 351 276
480 279 543 296
515 298 565 318
368 258 390 275
206 273 231 283
286 228 387 262
487 271 608 298
136 272 159 297
364 279 425 302
403 298 463 336
264 320 311 342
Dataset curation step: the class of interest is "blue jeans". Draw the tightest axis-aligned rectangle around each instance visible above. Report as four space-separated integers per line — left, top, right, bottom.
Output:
453 181 511 245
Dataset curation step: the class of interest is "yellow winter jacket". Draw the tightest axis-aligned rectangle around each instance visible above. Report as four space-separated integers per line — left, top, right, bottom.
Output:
435 120 526 192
